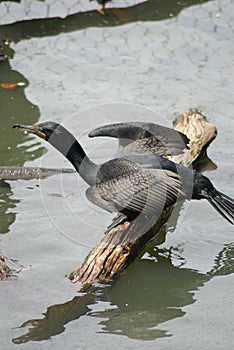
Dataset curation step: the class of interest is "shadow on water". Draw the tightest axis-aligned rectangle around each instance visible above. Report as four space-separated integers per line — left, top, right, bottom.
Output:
12 242 234 343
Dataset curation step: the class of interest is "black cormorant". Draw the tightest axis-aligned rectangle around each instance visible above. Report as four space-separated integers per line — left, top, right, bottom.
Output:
13 122 234 225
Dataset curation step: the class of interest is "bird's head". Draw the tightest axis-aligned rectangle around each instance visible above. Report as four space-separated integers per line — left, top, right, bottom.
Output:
13 121 81 160
13 121 61 141
13 120 97 184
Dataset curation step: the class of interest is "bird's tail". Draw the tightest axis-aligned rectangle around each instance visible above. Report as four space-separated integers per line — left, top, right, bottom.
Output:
206 189 234 225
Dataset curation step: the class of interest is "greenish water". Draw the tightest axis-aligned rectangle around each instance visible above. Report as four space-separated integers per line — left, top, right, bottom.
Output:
0 1 233 349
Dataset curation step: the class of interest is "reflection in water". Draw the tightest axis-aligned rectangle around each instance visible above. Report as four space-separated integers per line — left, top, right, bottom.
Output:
0 66 42 233
0 181 20 234
0 0 211 43
0 31 41 234
93 250 196 340
12 243 234 343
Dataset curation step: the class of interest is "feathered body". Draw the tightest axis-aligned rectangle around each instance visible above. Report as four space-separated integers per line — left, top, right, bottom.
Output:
13 121 234 225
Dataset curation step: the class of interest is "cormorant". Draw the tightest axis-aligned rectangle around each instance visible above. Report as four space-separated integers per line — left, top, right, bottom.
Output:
13 122 234 225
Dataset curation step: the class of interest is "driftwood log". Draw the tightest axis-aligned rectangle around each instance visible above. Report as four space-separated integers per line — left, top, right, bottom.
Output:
69 111 217 290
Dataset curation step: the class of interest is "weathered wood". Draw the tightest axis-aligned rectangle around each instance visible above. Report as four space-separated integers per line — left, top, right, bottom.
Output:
172 110 217 167
69 111 217 289
0 252 13 279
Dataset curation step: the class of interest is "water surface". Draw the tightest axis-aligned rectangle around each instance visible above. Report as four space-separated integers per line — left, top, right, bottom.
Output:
0 1 233 349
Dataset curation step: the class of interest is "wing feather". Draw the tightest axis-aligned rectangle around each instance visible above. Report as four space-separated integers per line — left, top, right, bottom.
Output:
86 160 185 217
89 122 189 156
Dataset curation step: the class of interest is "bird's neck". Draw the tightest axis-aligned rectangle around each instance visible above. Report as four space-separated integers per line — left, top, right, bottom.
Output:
49 131 99 185
66 141 99 186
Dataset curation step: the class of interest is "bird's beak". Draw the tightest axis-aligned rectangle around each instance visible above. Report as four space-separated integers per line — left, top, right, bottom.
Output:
13 124 46 139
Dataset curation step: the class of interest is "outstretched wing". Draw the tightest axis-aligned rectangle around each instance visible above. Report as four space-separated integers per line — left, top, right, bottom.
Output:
89 121 189 156
86 159 185 218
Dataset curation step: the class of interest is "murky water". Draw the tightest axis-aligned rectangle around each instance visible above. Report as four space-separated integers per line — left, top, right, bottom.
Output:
0 1 233 349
